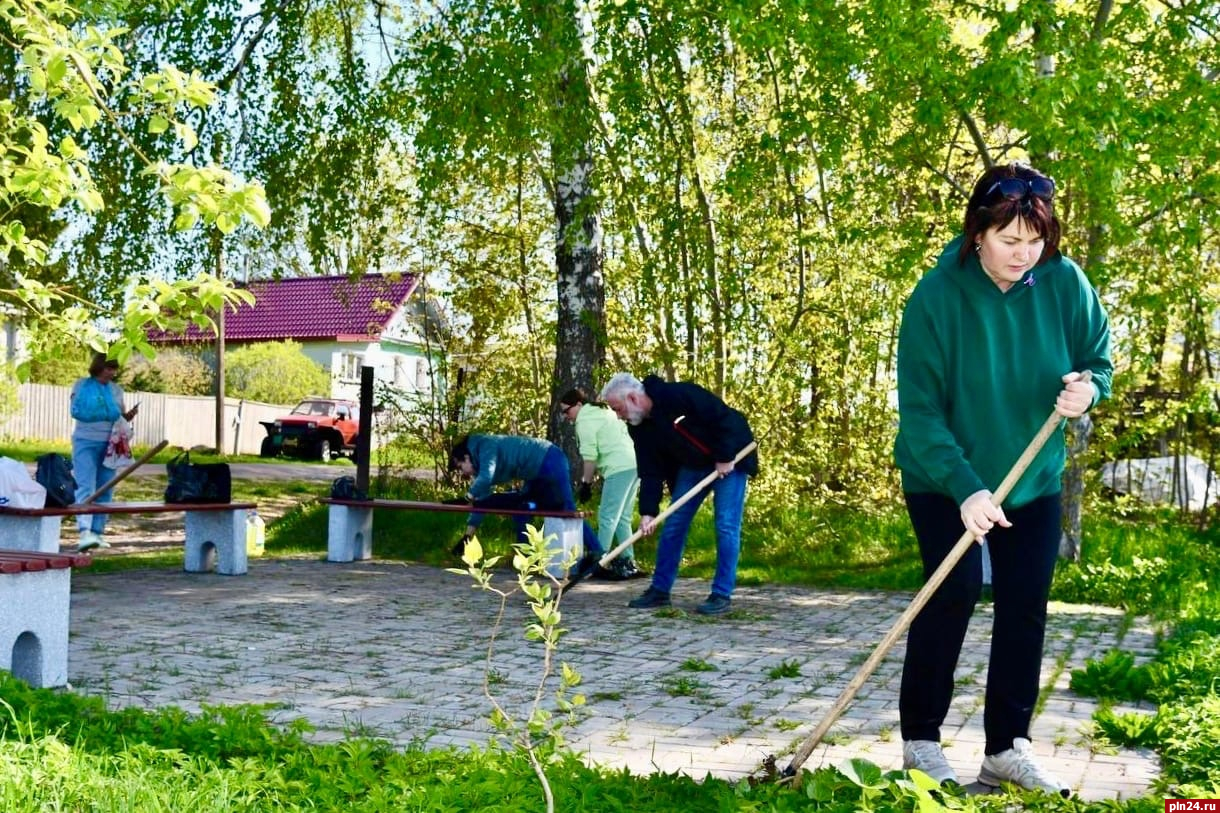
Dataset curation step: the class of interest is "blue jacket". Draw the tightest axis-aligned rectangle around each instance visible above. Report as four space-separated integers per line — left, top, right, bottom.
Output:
465 434 552 500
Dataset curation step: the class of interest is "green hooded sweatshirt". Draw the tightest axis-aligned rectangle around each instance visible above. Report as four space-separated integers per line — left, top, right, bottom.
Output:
893 234 1113 508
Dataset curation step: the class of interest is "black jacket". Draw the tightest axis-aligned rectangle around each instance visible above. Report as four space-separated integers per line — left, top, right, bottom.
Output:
629 375 758 516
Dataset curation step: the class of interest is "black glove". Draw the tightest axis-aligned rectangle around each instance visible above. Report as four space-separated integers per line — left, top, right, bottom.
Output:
441 495 471 506
450 532 474 557
577 481 593 503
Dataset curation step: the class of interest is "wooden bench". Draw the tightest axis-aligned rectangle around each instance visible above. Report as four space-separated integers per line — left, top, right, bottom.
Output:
0 502 257 576
320 498 588 578
0 548 91 687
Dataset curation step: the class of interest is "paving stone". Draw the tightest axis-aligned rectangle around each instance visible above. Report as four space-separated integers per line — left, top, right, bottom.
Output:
64 558 1160 800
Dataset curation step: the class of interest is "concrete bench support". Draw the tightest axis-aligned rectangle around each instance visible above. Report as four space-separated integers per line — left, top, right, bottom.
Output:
0 550 90 688
327 503 373 563
184 509 249 576
0 514 62 553
541 516 584 580
0 502 257 576
322 499 587 577
1 569 70 687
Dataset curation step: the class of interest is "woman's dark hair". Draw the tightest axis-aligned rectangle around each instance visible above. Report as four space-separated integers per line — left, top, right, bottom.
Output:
958 163 1061 266
448 435 471 469
88 352 120 378
558 386 607 411
558 387 588 410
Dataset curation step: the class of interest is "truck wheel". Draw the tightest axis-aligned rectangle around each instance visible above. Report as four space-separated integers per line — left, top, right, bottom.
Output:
260 437 278 458
316 438 331 463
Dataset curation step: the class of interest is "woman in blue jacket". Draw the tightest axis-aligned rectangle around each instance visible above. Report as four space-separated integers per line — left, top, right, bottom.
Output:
70 353 139 551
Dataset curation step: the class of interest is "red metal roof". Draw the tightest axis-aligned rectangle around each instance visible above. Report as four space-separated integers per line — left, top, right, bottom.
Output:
148 274 420 344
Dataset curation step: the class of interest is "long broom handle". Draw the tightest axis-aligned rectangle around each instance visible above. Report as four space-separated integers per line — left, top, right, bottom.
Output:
77 439 170 505
783 373 1090 777
598 441 758 569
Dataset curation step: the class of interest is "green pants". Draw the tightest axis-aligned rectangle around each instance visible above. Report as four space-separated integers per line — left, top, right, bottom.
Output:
597 469 639 559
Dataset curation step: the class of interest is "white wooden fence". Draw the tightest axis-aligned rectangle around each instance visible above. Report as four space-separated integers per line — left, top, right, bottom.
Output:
0 383 296 456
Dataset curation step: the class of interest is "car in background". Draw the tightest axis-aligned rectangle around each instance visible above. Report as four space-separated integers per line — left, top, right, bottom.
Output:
259 398 360 462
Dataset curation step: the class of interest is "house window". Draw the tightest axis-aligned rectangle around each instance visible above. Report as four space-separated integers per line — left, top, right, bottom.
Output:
339 353 364 382
415 358 428 390
393 357 406 388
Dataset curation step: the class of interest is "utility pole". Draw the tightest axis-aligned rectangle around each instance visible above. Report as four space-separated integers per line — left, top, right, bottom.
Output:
212 137 226 454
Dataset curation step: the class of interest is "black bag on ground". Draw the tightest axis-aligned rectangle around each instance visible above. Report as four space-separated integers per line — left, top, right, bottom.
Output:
330 475 368 501
35 453 77 507
164 451 231 504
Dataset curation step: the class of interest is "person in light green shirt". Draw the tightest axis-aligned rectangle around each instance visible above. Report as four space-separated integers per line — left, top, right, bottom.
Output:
559 387 646 580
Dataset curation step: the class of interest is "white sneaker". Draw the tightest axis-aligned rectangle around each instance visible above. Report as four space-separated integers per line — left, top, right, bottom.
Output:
979 738 1070 797
77 531 110 552
903 739 958 785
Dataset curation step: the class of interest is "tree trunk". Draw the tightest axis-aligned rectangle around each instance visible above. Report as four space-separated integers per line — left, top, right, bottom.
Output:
535 4 605 469
1060 412 1092 561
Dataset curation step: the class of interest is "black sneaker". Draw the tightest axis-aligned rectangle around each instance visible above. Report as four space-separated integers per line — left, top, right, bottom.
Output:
615 559 648 580
627 587 671 609
592 564 628 581
695 593 732 615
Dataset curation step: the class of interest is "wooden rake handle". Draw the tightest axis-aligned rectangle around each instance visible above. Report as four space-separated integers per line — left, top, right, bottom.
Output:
77 439 170 505
783 372 1090 778
598 441 758 569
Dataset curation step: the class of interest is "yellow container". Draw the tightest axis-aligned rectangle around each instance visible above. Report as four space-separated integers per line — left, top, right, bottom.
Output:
246 510 266 556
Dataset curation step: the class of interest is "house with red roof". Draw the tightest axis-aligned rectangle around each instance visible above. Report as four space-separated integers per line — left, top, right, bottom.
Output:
148 273 445 401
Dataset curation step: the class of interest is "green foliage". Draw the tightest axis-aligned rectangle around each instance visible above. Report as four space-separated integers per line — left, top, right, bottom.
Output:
23 338 91 385
1 1 269 366
1054 556 1171 614
767 659 803 681
1072 617 1220 793
1069 651 1153 702
446 524 587 811
1052 509 1220 620
0 363 21 421
120 348 213 395
224 340 329 404
1093 707 1158 748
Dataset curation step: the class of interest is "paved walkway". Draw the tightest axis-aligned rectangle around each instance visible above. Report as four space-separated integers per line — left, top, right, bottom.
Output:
65 558 1160 800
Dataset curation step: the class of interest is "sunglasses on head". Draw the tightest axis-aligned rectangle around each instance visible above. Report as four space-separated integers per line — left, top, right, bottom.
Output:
984 176 1056 202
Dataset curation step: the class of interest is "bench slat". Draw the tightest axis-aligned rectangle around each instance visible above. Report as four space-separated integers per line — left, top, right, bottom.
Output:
0 548 91 571
320 497 584 519
0 502 256 517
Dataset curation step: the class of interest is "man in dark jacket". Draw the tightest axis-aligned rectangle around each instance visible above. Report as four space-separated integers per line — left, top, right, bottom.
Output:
600 373 757 615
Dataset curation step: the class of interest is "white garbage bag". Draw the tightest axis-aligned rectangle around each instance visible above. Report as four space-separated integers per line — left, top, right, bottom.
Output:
0 456 48 509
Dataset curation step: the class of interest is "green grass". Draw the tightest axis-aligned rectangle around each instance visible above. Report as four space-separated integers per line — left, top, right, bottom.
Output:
0 439 355 467
4 435 1218 809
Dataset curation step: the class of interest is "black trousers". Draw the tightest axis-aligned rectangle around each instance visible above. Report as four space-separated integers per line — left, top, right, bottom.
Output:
898 491 1062 755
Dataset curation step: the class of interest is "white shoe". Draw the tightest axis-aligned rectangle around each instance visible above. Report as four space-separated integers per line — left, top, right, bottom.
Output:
978 738 1070 797
77 531 110 552
903 739 958 785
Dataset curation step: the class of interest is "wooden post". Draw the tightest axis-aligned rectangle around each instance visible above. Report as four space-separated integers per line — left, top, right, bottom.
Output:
356 365 374 496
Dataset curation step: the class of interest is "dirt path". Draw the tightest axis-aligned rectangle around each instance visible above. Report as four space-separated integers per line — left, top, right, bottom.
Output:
73 491 305 557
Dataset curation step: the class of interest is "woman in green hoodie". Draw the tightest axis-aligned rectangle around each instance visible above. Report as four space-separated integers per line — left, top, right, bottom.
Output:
893 163 1112 795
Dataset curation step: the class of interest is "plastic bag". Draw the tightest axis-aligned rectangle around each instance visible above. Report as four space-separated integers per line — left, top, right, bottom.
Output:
164 451 231 504
103 417 135 470
330 475 368 501
0 456 48 509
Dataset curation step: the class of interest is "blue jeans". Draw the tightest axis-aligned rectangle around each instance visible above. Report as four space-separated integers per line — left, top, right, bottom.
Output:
469 446 603 557
899 491 1062 754
72 437 114 534
650 467 747 598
